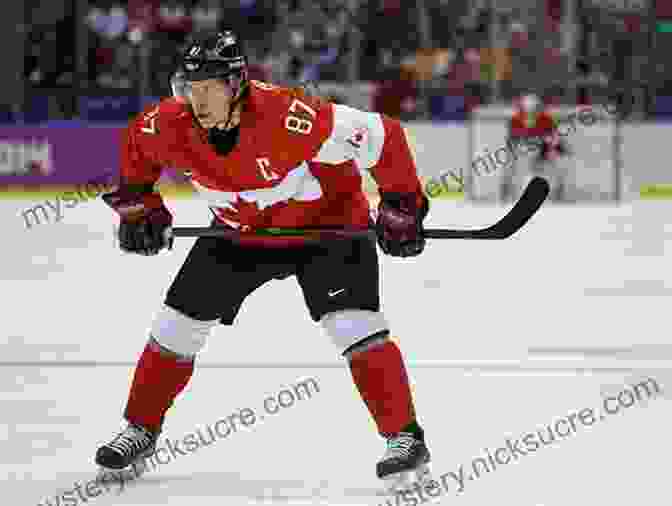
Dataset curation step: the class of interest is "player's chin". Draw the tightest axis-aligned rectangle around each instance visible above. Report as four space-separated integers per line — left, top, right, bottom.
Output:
197 118 215 129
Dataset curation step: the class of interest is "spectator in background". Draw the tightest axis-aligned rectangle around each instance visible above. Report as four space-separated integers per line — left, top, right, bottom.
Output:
228 0 277 46
443 48 466 95
360 0 420 81
463 47 485 108
458 7 491 49
284 0 331 80
509 18 529 50
156 0 191 44
574 60 609 106
428 0 465 50
26 28 61 86
256 0 295 84
296 1 349 83
612 19 633 85
372 64 418 120
546 0 563 32
127 0 158 37
24 2 77 119
106 2 129 38
86 2 133 88
145 0 191 95
191 0 223 33
27 12 76 87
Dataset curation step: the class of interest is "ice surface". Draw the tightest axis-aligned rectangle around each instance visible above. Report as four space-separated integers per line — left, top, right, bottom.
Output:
1 196 671 505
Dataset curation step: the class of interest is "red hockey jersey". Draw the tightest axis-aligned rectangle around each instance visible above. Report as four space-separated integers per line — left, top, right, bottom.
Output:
508 109 568 161
120 80 423 245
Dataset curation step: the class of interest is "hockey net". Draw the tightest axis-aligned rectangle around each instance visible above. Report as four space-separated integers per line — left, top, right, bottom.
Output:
464 105 626 203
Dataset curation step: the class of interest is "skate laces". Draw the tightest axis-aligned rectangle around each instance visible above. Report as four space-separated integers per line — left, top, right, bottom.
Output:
107 424 153 457
383 432 416 460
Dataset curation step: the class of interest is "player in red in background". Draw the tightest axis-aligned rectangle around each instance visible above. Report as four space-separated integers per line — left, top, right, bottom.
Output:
97 31 432 491
503 93 571 201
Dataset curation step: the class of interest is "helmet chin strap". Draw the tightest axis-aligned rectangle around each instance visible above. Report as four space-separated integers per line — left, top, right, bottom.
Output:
214 102 235 131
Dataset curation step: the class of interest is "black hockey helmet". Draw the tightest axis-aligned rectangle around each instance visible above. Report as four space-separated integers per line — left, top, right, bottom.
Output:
171 30 248 98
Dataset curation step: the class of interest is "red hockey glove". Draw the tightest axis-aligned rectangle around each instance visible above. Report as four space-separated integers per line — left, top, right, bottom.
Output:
375 192 429 257
103 186 173 256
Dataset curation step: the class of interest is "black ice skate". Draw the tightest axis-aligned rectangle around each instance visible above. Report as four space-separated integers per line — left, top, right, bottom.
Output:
377 432 434 493
95 423 158 476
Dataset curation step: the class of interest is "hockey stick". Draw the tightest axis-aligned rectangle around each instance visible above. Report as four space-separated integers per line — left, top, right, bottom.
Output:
171 177 549 241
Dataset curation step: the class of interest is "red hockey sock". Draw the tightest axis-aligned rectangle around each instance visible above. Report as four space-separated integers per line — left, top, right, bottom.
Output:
124 338 194 433
348 339 417 437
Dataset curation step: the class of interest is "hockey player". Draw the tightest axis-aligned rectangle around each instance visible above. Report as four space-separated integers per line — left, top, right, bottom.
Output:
503 94 570 201
96 31 431 491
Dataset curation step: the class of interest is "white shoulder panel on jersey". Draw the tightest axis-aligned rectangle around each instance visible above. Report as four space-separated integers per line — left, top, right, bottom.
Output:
312 103 385 170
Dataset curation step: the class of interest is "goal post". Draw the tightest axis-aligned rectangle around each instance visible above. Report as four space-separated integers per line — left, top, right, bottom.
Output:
464 105 628 203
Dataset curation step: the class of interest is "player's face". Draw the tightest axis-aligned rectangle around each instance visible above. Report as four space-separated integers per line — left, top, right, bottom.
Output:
521 95 541 113
187 78 235 130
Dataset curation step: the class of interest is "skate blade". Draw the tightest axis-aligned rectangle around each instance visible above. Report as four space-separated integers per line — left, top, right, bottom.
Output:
96 454 153 483
383 463 438 495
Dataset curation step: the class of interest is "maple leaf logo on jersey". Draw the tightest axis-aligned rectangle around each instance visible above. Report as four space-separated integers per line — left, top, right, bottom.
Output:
347 129 366 149
191 162 323 229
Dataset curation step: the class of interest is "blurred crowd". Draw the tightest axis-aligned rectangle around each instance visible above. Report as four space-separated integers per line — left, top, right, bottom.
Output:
19 0 660 121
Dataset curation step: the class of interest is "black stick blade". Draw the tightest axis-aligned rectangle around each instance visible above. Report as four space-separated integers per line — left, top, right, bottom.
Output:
423 177 549 240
